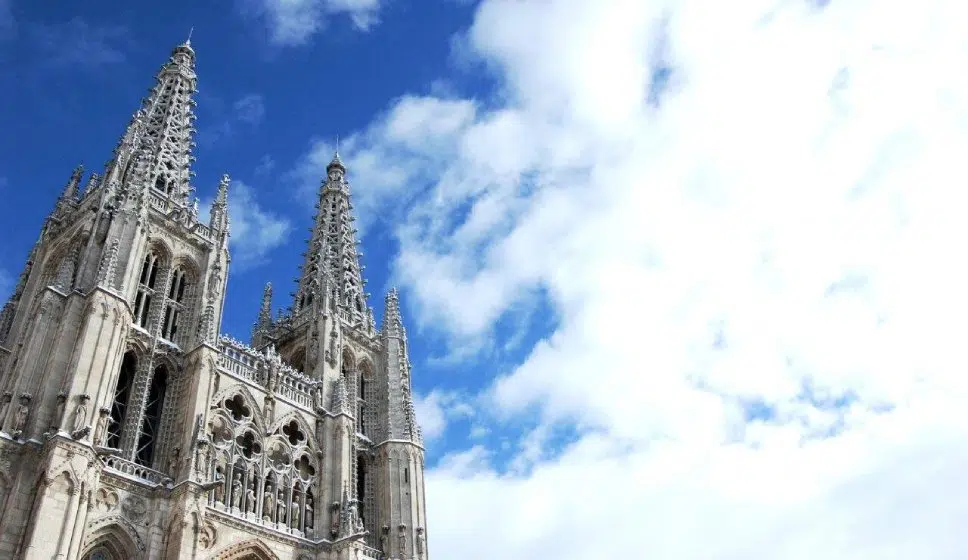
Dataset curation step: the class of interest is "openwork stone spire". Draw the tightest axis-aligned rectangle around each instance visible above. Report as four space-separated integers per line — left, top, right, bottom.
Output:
293 152 368 323
209 173 230 232
61 165 83 201
382 288 404 340
251 282 273 347
105 39 199 205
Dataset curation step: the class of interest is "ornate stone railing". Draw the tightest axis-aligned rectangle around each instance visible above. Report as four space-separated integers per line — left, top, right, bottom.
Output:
217 337 319 410
146 190 173 214
218 338 266 385
350 542 383 560
103 454 170 486
145 190 216 243
276 366 314 409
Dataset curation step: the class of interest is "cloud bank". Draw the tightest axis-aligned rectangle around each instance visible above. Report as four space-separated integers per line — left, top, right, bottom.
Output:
297 0 968 557
241 0 381 46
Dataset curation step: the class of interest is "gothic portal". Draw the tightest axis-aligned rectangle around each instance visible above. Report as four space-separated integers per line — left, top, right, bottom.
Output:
0 39 429 560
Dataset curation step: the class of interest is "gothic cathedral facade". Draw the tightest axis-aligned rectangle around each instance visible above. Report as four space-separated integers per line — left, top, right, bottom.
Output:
0 40 429 560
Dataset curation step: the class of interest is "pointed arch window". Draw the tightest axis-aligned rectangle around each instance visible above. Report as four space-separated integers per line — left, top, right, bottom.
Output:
356 457 367 512
135 364 169 467
161 267 189 343
84 548 114 560
134 253 160 328
107 352 137 449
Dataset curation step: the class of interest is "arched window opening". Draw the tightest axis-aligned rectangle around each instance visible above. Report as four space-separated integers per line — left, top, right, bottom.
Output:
356 458 367 520
134 253 160 328
84 547 114 560
154 176 166 193
289 348 306 374
135 365 169 467
107 352 137 449
161 267 189 343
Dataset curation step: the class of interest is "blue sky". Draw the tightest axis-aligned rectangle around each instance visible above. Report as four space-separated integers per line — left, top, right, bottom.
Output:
4 0 968 558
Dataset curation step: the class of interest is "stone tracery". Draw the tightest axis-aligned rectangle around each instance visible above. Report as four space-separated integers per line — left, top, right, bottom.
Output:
207 391 317 536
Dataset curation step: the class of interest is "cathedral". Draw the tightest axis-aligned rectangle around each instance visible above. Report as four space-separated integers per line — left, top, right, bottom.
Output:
0 39 429 560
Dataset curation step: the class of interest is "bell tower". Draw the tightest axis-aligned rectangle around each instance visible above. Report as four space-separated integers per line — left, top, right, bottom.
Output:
0 35 431 560
0 38 232 559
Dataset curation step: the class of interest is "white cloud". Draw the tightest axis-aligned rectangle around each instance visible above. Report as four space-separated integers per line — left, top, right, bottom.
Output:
200 94 266 146
289 96 477 236
28 17 130 68
242 0 381 46
233 94 265 126
413 390 475 442
294 0 968 557
0 268 12 302
201 180 291 270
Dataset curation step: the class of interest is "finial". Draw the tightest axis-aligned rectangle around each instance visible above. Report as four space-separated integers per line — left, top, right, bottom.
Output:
187 27 194 46
336 134 340 156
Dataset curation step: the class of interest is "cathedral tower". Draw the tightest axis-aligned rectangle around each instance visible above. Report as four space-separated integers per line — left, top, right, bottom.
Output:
0 39 429 560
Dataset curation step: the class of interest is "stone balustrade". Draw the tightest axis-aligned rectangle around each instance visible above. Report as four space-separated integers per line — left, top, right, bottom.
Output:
217 337 319 410
103 454 170 486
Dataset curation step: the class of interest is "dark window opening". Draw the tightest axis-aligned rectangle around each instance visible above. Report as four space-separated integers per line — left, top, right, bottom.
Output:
107 352 137 449
135 365 169 467
357 458 367 506
135 253 160 329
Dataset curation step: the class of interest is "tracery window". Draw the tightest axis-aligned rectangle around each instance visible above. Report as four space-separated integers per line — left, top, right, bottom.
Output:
161 267 189 343
135 364 169 467
107 352 137 449
358 362 375 438
84 548 114 560
133 253 160 328
207 397 317 536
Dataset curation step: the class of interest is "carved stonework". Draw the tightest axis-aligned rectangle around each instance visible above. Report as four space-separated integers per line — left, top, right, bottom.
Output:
0 38 433 560
199 520 218 549
12 393 30 439
94 488 120 513
121 495 147 523
71 393 91 439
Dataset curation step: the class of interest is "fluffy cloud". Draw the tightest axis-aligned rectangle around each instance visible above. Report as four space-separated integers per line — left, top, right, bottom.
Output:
27 17 131 68
200 94 267 146
413 390 476 442
233 94 266 127
240 0 381 46
295 0 968 557
201 180 291 270
0 268 12 302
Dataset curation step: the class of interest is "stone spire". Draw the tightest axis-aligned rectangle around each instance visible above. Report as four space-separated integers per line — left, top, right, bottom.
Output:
382 288 404 339
380 288 420 441
251 282 273 347
293 152 368 323
209 173 230 232
103 39 199 206
60 165 84 202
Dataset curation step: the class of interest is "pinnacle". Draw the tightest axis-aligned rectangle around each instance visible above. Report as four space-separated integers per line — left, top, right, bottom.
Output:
327 151 345 171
